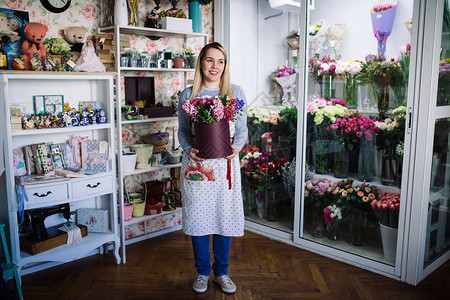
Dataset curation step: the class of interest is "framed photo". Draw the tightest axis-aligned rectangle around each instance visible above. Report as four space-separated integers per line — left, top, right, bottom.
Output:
33 95 64 115
49 55 64 68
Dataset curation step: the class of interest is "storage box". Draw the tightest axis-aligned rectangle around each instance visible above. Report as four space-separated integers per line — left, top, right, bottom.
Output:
77 209 109 233
142 107 173 118
159 17 193 33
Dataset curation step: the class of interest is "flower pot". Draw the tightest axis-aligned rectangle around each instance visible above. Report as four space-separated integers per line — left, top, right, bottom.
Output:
379 222 398 263
121 152 137 173
172 57 185 68
130 144 153 169
189 0 202 33
193 120 233 159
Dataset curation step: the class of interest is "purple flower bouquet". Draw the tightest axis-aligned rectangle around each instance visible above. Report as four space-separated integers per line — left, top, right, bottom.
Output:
371 1 397 53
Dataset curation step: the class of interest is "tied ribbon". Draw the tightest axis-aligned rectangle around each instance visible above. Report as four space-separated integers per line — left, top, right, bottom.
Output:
146 132 169 143
227 159 232 190
374 29 390 42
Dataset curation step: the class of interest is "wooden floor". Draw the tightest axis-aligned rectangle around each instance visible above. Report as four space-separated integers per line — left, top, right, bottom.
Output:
13 230 450 300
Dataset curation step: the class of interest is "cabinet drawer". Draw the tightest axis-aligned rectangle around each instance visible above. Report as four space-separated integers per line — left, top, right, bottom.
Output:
72 175 113 198
25 183 69 206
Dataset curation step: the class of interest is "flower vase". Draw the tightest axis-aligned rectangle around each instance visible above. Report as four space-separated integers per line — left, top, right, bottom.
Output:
326 221 340 241
265 185 279 222
377 80 390 117
242 176 257 216
186 55 198 69
379 222 398 263
255 188 266 218
312 204 325 238
349 210 366 246
114 0 128 26
358 137 377 182
315 138 330 174
318 75 335 100
344 74 358 109
381 148 398 186
332 142 348 178
189 0 202 33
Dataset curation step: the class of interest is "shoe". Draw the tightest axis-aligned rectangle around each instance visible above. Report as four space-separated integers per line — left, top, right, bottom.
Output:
214 275 236 293
192 274 209 293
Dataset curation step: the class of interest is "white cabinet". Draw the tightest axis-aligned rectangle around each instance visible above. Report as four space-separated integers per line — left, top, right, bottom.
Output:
98 25 208 263
0 72 121 273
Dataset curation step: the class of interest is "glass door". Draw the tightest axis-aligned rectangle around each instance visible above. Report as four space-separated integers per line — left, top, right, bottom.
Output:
406 0 450 285
225 0 300 234
296 0 414 275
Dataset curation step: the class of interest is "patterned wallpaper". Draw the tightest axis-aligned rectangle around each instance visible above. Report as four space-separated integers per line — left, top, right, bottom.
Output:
1 0 213 234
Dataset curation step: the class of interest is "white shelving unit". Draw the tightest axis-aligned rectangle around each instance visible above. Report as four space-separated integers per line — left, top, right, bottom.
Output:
98 25 208 263
0 71 121 273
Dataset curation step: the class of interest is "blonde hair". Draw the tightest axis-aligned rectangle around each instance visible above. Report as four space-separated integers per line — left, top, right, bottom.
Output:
189 42 233 100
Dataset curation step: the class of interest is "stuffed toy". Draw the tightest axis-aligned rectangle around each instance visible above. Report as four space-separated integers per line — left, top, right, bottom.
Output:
61 26 86 62
21 22 48 70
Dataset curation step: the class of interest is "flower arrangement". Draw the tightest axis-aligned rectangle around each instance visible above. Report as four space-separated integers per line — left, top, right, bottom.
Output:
327 23 346 54
335 179 378 212
182 95 244 123
327 113 378 151
370 192 400 228
304 178 339 205
245 151 288 194
44 38 71 59
438 60 450 106
335 60 362 108
308 54 338 80
324 204 343 223
274 66 296 78
307 97 347 125
247 106 280 125
356 54 402 116
374 106 406 151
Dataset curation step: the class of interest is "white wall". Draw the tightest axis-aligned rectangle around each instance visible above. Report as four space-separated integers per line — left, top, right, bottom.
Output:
310 0 413 61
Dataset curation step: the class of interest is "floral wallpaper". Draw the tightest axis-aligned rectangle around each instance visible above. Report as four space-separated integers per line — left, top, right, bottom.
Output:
1 0 213 237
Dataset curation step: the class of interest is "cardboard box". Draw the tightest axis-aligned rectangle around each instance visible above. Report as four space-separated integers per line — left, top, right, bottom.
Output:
159 17 193 33
77 209 109 233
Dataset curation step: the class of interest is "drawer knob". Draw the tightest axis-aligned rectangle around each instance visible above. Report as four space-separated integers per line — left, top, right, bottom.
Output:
86 182 101 188
33 191 52 197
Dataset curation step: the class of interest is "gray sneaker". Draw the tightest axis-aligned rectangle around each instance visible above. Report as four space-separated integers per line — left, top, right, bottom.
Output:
192 274 209 293
214 275 236 293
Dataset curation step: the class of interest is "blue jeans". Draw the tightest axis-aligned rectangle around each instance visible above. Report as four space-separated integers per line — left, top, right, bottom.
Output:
191 235 231 276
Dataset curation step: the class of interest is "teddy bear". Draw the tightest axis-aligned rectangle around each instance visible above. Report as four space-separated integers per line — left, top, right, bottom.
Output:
61 26 87 62
21 22 48 70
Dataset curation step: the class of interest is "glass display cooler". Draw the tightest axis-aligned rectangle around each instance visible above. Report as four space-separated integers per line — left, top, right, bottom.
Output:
216 0 449 285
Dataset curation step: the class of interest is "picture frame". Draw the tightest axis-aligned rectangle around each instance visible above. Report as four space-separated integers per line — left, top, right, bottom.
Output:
49 55 64 68
33 95 64 115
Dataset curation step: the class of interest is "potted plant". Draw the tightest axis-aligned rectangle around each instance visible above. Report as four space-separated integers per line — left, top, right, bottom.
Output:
188 0 212 33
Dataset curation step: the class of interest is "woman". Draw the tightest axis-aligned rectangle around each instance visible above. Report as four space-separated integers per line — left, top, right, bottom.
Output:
178 42 248 294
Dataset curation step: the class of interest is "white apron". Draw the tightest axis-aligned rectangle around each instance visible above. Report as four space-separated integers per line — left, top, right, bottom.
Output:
181 122 245 236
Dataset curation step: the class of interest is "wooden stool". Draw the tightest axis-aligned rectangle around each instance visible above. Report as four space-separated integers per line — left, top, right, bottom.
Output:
0 223 23 300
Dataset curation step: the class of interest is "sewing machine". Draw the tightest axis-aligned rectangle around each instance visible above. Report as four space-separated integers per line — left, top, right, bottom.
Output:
21 203 73 241
19 203 88 255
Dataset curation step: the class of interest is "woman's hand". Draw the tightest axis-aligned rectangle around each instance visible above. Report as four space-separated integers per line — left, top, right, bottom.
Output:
226 145 238 160
189 148 205 162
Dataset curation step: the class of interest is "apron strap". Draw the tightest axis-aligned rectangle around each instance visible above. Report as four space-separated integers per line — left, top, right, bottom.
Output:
227 159 232 190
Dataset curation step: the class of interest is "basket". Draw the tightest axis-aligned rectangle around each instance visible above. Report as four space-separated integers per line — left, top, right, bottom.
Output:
143 131 169 146
152 144 169 153
123 203 133 221
145 202 163 215
132 200 146 217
